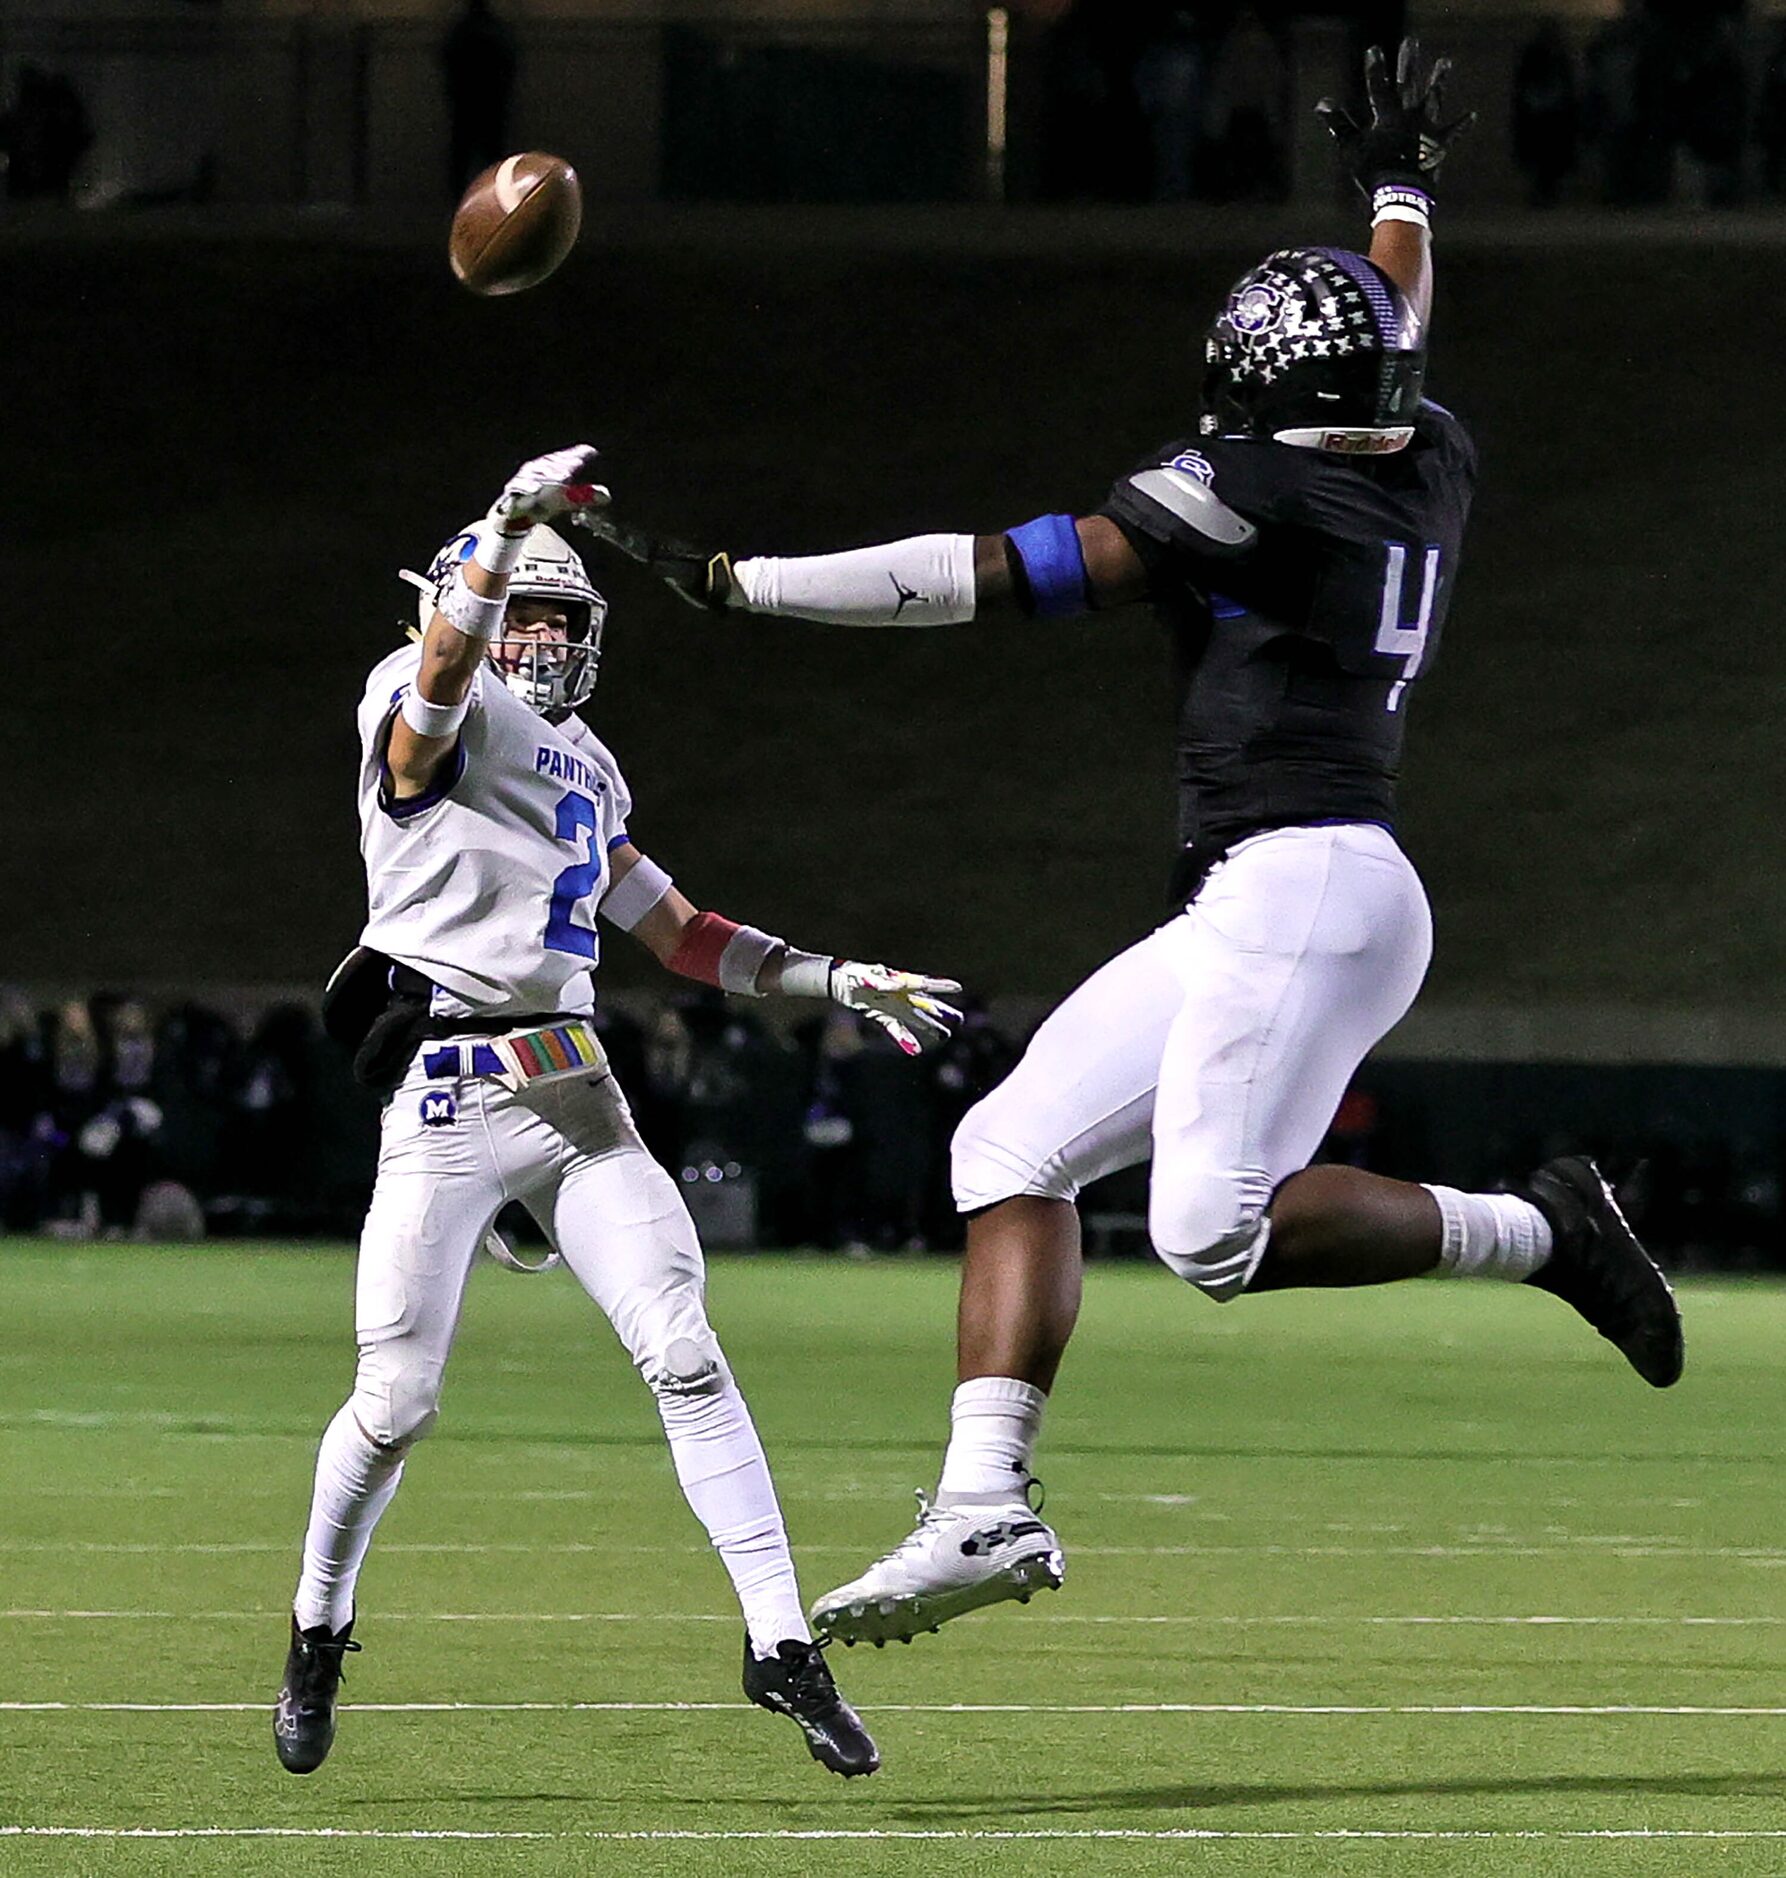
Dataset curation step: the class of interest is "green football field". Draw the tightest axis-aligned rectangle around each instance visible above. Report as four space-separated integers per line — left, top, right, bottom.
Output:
3 1242 1783 1877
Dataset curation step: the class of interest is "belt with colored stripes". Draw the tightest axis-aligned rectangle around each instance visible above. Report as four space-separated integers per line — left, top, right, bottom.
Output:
422 1019 605 1085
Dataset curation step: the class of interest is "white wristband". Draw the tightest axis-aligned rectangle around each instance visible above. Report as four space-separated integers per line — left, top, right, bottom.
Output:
399 686 471 739
436 564 506 640
776 949 834 1000
717 924 782 997
1371 183 1432 232
731 534 976 627
601 854 673 933
473 519 528 576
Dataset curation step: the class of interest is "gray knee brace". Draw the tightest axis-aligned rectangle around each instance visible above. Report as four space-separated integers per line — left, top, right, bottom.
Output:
645 1332 726 1399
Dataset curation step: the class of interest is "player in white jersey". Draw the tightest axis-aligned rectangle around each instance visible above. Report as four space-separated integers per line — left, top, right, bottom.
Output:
273 447 960 1779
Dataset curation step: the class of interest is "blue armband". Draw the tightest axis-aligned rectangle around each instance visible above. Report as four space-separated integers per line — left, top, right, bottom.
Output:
1006 513 1090 620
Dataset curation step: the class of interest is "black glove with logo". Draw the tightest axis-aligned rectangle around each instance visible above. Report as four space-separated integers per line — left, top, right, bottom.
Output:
576 509 734 612
1316 37 1474 199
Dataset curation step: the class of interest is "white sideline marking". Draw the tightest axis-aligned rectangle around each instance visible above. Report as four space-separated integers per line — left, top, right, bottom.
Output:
10 1827 1786 1843
6 1608 1786 1629
8 1700 1786 1717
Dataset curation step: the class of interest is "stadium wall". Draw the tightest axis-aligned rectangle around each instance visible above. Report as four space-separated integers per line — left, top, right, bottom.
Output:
5 213 1776 1055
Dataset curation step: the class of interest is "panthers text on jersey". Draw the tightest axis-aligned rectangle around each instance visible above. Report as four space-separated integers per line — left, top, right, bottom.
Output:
1098 400 1477 878
355 646 631 1019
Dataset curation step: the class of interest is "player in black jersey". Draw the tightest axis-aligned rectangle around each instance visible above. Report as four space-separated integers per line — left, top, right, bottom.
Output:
588 41 1683 1648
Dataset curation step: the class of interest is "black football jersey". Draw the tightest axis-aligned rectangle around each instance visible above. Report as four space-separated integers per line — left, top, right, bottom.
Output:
1098 400 1477 870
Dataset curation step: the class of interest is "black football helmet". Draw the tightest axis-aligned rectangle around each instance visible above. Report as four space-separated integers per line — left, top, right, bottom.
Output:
1200 247 1425 453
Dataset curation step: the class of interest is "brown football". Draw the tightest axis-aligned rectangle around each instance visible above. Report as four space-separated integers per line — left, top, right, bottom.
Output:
449 151 582 297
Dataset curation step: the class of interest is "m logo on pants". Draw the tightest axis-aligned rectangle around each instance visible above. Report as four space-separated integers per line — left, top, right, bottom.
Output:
419 1091 458 1128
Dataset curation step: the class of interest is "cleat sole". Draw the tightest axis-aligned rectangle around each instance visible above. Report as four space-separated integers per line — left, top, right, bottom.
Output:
812 1547 1066 1648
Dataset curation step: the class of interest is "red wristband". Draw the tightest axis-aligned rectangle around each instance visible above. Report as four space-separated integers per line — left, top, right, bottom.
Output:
665 910 740 987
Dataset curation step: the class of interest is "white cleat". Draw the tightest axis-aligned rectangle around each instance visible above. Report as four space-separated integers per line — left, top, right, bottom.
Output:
810 1491 1066 1647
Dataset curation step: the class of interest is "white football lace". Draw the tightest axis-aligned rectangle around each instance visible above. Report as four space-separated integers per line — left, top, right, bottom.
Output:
877 1489 953 1566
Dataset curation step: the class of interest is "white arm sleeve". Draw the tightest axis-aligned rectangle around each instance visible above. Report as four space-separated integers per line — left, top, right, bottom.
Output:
730 533 976 627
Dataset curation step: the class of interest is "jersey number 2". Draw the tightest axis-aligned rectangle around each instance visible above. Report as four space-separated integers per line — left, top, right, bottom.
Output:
1374 542 1441 713
545 790 601 960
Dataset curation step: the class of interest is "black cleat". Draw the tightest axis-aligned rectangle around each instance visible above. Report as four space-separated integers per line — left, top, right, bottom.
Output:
741 1634 879 1777
1520 1156 1684 1388
273 1614 361 1774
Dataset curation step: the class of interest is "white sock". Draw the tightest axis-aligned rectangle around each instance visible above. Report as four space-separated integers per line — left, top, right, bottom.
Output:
936 1376 1046 1502
1424 1185 1553 1282
292 1403 405 1634
657 1376 809 1659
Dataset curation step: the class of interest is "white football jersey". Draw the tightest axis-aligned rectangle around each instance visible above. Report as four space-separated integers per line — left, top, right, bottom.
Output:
356 647 633 1018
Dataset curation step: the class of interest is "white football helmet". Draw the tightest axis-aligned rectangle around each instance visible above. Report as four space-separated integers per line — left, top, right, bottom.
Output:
399 522 607 719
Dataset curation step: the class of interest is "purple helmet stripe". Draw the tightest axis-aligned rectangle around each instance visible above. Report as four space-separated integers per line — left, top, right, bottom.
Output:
1305 247 1412 349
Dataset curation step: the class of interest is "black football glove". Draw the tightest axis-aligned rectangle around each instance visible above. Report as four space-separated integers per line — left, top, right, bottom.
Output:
575 509 735 612
1316 37 1474 198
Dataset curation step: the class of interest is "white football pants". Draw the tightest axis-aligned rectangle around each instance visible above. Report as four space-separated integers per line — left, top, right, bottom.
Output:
951 823 1433 1300
296 1054 808 1651
351 1058 719 1444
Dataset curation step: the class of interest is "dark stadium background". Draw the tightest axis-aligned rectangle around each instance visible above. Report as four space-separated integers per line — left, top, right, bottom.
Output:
13 7 1786 1871
4 0 1782 1262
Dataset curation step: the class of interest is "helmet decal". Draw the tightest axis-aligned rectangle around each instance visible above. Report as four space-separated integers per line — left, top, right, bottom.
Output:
1229 280 1289 336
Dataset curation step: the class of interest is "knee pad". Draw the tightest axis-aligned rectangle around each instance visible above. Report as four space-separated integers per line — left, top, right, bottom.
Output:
950 1086 1080 1213
351 1349 444 1449
1148 1168 1271 1303
644 1329 726 1400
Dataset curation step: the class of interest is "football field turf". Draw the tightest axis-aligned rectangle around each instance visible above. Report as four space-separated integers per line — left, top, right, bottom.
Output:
4 1242 1783 1877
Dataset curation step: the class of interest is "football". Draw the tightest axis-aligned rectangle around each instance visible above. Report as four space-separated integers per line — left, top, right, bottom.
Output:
449 151 582 297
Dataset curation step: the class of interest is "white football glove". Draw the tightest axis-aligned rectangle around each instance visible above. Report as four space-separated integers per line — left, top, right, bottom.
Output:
830 961 964 1057
491 444 610 532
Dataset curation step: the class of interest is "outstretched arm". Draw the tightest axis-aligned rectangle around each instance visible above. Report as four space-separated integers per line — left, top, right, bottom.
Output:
603 843 963 1056
1317 37 1474 334
583 511 1148 627
385 446 607 798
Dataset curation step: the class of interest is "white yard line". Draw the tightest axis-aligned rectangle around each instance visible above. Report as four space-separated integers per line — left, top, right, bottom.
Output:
2 1538 1778 1559
7 1700 1786 1716
5 1608 1785 1628
9 1827 1786 1843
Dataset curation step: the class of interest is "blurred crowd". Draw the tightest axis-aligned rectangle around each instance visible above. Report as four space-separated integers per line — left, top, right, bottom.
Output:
0 988 1018 1255
1036 1 1310 205
1039 0 1786 211
1514 1 1775 209
0 991 372 1243
4 987 1783 1270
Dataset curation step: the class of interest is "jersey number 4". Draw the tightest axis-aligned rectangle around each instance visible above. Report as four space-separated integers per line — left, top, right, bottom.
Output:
1374 542 1441 713
545 789 602 960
